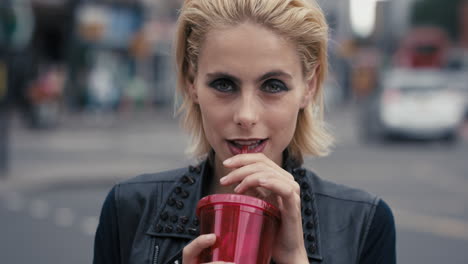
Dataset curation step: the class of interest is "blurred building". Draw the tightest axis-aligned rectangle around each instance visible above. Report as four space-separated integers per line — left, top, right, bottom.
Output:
459 0 468 48
389 0 417 38
14 0 181 115
317 0 416 41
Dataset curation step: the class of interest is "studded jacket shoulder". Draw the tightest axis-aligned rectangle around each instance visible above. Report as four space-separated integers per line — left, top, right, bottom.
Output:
93 159 388 264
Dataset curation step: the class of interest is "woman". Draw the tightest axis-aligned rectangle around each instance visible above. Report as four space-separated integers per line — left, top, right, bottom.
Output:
93 0 396 263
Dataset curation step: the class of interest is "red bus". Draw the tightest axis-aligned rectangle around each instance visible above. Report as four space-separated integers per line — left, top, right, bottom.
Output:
394 26 450 68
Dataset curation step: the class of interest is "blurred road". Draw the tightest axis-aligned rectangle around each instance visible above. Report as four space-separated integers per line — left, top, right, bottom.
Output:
1 104 468 264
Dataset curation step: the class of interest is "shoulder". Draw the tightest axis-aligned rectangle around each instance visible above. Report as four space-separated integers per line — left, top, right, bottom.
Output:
359 199 396 263
370 199 395 234
114 167 187 194
120 167 187 185
301 168 382 236
107 167 188 211
305 169 379 206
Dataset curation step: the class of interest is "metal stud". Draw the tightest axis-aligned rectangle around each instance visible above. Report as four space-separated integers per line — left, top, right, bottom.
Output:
306 221 314 229
293 168 305 177
181 175 188 183
306 233 315 242
189 166 196 173
188 228 198 236
174 187 182 194
176 225 184 233
299 169 306 177
170 215 178 223
181 190 189 198
176 200 184 209
167 198 176 206
181 175 195 185
301 182 310 190
308 244 317 254
193 217 199 226
304 208 312 216
303 193 311 202
180 216 189 224
165 225 173 233
155 224 163 232
160 211 169 221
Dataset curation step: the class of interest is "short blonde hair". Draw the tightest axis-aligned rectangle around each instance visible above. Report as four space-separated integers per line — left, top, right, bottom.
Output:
174 0 333 162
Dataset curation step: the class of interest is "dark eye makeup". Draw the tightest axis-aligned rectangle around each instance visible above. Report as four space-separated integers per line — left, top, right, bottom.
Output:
261 79 289 93
207 77 289 94
209 78 236 93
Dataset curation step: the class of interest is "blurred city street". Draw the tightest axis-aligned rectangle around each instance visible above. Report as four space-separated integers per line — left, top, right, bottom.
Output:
1 104 468 264
2 0 468 263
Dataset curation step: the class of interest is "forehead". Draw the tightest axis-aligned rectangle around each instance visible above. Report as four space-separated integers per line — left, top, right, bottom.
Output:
197 22 303 78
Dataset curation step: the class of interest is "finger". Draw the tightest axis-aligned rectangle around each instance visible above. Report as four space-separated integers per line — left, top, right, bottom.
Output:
258 177 301 208
244 186 271 199
244 186 276 205
223 153 277 168
183 234 216 264
220 162 270 186
234 171 295 195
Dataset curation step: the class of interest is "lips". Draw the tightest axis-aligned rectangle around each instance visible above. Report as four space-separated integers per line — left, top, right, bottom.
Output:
227 138 268 155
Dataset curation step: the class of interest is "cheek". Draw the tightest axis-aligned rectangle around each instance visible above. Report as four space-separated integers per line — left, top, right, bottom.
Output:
197 92 230 141
269 107 299 138
261 96 300 143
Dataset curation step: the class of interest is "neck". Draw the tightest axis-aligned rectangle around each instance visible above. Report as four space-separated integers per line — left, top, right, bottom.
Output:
208 154 236 194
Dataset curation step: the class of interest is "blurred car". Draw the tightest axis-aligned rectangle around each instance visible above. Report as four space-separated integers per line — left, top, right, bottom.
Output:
361 68 466 143
446 50 468 118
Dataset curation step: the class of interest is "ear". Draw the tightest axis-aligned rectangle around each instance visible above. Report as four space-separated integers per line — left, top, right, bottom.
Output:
300 66 319 109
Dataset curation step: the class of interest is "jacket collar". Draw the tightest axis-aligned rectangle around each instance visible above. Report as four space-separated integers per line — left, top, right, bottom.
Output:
146 162 207 240
147 153 323 262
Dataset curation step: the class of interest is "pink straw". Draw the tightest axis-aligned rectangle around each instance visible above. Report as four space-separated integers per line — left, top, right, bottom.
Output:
241 145 248 154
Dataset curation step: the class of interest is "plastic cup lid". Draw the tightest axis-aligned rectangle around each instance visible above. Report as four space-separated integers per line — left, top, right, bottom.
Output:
196 194 280 220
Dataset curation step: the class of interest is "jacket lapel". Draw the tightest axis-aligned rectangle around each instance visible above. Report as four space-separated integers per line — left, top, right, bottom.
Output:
146 162 207 240
287 164 324 262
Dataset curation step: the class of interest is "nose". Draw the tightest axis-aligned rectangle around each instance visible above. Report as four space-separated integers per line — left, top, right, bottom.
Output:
233 93 259 129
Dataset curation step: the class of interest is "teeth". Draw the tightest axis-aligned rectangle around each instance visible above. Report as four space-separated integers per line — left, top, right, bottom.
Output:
248 144 258 150
233 140 261 146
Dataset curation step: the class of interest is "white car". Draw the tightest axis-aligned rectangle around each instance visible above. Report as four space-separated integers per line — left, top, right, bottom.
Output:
363 68 465 142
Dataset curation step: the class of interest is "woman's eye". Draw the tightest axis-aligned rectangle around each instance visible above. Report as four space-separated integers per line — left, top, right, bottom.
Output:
262 79 289 93
209 79 235 93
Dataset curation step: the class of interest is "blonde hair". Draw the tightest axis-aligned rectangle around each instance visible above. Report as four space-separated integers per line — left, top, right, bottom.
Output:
174 0 333 162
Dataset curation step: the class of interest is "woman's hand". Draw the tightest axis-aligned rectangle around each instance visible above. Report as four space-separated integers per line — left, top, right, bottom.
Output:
182 234 235 264
220 153 308 264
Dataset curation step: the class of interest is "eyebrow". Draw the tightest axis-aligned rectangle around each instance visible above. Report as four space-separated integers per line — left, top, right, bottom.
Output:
206 72 241 84
206 70 293 84
257 70 292 82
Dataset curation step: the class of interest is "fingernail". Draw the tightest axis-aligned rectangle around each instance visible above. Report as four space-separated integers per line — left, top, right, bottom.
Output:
205 234 216 241
234 185 240 193
223 158 232 165
220 176 227 184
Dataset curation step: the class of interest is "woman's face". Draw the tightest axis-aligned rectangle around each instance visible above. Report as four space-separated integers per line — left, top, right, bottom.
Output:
191 22 315 168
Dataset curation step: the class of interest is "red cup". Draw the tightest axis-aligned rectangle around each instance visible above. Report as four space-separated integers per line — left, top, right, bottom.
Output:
196 194 281 264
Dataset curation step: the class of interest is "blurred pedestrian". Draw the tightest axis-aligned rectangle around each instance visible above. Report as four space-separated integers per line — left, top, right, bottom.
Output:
0 1 14 176
93 0 396 263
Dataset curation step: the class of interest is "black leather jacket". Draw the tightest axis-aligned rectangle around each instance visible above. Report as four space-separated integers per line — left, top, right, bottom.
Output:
94 158 384 264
